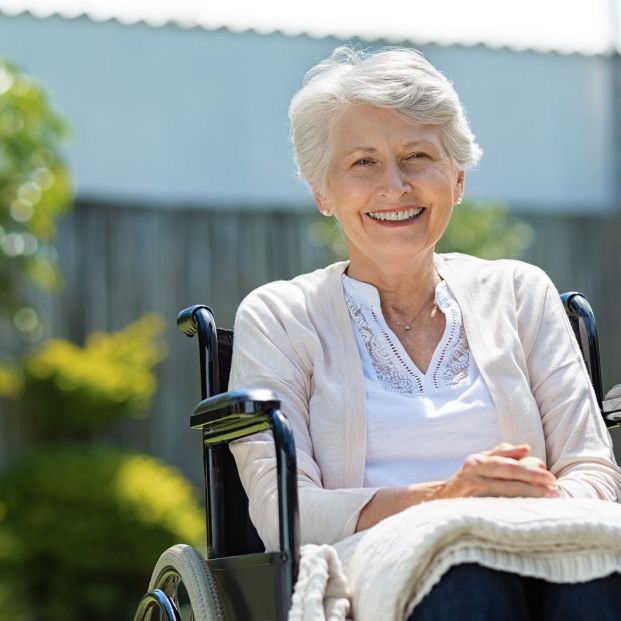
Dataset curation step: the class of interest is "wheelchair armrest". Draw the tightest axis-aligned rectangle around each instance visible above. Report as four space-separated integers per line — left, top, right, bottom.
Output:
191 387 300 579
190 388 281 446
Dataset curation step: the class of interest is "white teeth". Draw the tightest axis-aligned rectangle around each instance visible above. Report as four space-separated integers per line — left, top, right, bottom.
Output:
368 207 423 221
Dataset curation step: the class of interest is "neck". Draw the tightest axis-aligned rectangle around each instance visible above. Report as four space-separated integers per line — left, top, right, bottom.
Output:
346 248 440 315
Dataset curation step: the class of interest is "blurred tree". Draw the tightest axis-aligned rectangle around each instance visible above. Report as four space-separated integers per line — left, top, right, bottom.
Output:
0 62 202 621
308 200 533 261
0 59 73 343
0 447 204 621
8 314 167 441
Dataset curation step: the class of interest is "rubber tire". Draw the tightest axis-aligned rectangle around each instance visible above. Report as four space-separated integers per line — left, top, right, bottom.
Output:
148 544 225 621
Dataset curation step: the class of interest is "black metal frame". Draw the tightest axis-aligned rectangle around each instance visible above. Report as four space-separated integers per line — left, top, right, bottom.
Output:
176 304 301 619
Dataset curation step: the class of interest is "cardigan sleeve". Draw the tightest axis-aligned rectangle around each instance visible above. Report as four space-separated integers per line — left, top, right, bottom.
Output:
518 266 621 501
228 285 378 551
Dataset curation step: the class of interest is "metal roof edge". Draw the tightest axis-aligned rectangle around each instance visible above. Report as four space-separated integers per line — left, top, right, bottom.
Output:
0 6 613 59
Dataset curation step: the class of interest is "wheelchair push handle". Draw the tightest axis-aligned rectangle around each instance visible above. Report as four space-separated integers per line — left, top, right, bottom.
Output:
560 292 604 412
177 305 221 400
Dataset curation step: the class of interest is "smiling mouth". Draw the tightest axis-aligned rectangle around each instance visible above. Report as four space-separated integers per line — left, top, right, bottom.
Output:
366 207 424 222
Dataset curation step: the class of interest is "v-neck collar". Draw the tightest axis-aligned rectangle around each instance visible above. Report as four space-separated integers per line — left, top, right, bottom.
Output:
342 274 463 388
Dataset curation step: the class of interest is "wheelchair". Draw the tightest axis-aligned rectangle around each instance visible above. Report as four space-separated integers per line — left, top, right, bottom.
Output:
133 291 621 621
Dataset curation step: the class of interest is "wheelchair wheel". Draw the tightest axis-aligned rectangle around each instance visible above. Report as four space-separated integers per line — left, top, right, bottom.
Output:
137 544 224 621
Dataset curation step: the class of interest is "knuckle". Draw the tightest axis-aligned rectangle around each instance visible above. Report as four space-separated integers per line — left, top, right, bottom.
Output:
495 442 512 451
464 454 482 468
462 458 478 473
505 462 521 475
520 456 544 469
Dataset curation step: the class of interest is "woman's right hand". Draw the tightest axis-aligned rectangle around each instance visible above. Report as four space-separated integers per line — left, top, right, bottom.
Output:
436 442 560 500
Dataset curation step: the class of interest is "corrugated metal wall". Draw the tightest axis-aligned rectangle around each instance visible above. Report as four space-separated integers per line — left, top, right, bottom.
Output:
2 202 620 484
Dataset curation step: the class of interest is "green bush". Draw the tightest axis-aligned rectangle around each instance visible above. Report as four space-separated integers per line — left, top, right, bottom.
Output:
0 446 205 621
1 314 166 440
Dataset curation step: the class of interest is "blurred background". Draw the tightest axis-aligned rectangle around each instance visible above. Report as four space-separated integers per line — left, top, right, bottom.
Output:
0 1 620 618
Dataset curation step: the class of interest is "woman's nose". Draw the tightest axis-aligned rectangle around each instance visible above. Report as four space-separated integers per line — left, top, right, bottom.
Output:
378 160 412 198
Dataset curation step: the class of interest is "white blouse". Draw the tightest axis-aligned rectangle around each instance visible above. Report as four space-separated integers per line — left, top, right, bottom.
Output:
342 274 501 488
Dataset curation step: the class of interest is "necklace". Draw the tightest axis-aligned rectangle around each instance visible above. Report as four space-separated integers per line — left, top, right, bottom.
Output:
391 294 438 332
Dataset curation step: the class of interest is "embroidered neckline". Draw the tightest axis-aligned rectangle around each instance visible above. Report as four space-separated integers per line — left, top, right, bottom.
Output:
342 276 470 394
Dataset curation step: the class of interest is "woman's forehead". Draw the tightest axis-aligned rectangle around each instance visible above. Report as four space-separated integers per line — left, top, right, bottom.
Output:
331 105 443 154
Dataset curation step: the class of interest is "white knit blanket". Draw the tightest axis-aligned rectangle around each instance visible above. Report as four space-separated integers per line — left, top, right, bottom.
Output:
288 497 621 621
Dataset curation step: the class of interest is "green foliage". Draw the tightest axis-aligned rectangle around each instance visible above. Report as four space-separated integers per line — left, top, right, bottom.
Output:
0 446 204 621
1 314 167 440
309 200 533 261
0 59 73 340
436 201 533 259
0 362 20 400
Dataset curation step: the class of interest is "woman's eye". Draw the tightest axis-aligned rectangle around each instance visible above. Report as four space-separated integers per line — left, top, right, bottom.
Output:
406 152 428 160
352 158 373 167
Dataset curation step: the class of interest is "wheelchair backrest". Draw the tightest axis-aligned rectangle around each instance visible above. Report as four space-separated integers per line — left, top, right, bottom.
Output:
214 328 265 556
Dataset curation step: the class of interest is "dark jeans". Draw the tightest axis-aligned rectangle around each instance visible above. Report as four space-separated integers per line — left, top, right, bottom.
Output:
407 563 621 621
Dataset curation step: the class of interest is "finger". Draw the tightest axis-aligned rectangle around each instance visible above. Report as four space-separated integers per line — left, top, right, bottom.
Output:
519 456 549 471
483 443 531 459
491 442 523 452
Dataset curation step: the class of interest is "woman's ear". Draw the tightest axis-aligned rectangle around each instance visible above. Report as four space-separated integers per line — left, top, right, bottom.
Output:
314 191 332 217
454 170 465 205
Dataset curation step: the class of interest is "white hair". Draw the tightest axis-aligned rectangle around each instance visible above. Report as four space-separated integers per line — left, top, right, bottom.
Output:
289 46 483 194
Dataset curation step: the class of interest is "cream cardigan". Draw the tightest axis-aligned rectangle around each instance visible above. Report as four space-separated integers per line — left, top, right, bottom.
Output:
229 254 621 551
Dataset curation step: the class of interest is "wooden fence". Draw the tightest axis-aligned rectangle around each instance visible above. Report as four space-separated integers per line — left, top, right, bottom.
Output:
2 202 620 484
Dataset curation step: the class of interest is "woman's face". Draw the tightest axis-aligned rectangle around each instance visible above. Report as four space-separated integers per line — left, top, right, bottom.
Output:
315 104 463 270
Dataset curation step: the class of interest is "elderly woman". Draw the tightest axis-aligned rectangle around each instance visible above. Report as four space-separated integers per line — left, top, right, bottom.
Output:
229 47 621 620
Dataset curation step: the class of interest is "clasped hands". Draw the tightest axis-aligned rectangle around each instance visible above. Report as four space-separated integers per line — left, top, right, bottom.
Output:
356 443 559 532
437 442 560 500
